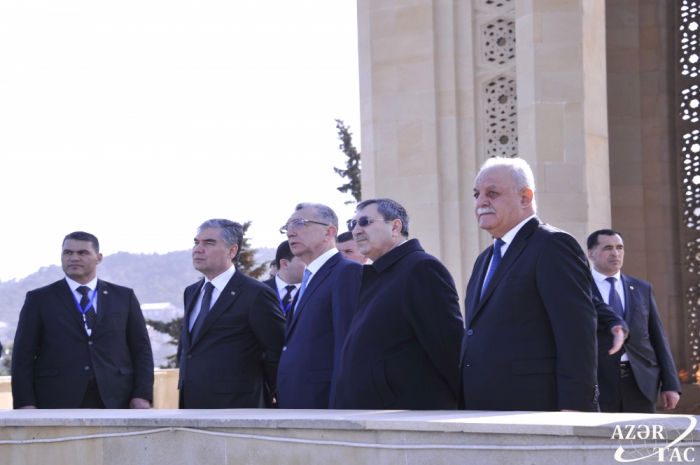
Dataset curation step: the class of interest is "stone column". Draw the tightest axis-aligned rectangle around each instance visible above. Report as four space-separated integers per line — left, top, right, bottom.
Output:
516 0 612 245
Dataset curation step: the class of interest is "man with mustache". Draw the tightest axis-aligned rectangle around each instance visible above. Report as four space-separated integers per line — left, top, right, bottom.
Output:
461 157 604 412
335 198 464 409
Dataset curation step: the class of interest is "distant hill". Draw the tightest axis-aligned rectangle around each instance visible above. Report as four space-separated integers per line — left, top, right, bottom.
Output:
0 247 275 345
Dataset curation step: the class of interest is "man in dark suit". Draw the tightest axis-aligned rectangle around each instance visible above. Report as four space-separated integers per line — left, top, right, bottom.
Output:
334 198 465 410
277 203 362 409
462 157 600 412
263 240 305 317
12 231 153 409
588 229 681 412
178 219 285 409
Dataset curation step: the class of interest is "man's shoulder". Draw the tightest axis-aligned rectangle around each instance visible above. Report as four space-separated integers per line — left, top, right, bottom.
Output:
97 280 134 294
622 274 652 290
26 279 67 297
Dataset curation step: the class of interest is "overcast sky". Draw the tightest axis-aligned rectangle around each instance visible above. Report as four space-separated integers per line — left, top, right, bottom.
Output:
0 1 361 281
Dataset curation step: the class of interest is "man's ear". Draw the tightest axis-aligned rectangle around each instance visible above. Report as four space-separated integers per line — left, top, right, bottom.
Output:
520 188 534 207
392 219 403 237
587 248 594 261
96 253 103 265
325 226 338 242
229 244 239 261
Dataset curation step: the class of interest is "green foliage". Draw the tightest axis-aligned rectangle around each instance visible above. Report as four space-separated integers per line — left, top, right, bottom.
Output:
0 343 12 376
334 119 362 204
145 318 182 369
234 221 269 280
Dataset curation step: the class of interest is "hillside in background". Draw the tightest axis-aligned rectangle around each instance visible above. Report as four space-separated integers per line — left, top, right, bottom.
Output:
0 247 275 345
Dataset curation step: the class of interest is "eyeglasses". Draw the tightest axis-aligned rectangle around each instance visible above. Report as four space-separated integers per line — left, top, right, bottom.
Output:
280 219 330 234
346 217 388 232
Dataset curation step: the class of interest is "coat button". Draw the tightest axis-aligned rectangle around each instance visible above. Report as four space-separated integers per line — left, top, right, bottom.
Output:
467 329 474 336
187 355 192 359
282 347 287 351
88 341 93 345
85 366 90 370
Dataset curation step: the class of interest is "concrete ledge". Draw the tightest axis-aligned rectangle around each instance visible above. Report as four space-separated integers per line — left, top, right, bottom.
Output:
1 410 699 464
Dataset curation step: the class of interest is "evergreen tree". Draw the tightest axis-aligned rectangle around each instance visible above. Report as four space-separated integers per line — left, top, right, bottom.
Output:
233 221 268 279
145 318 181 368
334 119 362 204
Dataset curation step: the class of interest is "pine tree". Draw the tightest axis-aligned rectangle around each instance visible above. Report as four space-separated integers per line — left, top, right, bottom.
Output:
334 119 362 204
233 221 268 279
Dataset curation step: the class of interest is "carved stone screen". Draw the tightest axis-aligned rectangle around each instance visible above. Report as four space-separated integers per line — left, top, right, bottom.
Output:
679 0 700 374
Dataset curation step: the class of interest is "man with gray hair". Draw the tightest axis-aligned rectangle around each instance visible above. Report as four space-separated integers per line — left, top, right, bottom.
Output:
277 203 362 408
334 198 465 409
177 219 285 409
462 157 604 411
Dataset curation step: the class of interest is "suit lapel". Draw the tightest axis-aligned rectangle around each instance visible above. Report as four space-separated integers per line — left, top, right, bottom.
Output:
93 280 108 332
470 218 539 323
182 280 204 348
286 252 340 337
621 274 634 325
465 250 490 327
55 279 87 332
190 272 243 348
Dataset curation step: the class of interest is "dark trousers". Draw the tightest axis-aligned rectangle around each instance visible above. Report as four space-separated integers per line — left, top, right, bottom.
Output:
80 380 106 409
600 362 655 413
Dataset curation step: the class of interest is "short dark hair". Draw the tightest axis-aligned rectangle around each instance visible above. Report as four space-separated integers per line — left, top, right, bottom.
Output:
63 231 100 253
587 229 624 250
356 198 410 238
275 240 294 269
197 219 243 259
337 232 354 244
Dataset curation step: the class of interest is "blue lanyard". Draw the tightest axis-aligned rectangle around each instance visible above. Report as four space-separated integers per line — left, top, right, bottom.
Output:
275 285 294 315
71 287 97 335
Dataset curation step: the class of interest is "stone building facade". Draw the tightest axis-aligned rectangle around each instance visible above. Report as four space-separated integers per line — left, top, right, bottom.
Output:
357 0 699 374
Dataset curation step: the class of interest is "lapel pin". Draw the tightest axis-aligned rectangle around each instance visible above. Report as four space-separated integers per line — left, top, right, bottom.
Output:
231 291 236 295
629 286 634 290
103 291 108 294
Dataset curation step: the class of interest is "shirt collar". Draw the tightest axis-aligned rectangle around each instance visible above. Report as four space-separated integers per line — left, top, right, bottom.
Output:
275 273 298 292
204 265 236 292
65 276 98 292
591 267 621 284
306 248 339 276
498 214 536 246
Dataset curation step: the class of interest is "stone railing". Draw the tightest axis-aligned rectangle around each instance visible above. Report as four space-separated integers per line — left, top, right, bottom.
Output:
0 369 179 409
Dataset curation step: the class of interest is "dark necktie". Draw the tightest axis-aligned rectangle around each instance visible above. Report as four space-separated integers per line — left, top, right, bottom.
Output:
76 285 96 380
606 277 624 319
76 286 96 330
281 285 295 314
481 239 505 298
191 282 214 338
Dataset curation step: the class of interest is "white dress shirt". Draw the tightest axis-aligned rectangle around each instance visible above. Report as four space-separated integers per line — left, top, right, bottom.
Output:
591 267 628 361
65 276 98 335
65 276 99 313
275 274 300 300
304 248 339 287
483 215 536 283
188 266 236 331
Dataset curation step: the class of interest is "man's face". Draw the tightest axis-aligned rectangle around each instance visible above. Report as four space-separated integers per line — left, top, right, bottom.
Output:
62 239 103 284
351 203 398 261
282 256 306 284
192 227 238 280
285 206 334 265
588 234 624 276
338 239 368 264
473 166 531 239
